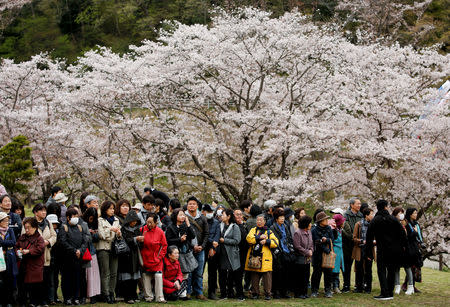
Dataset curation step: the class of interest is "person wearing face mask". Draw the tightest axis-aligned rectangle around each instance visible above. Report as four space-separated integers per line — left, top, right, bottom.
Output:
391 206 414 295
201 204 220 300
58 208 88 305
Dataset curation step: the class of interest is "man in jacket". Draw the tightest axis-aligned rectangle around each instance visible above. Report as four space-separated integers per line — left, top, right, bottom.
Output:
184 196 209 300
342 197 363 292
202 204 220 299
365 199 406 301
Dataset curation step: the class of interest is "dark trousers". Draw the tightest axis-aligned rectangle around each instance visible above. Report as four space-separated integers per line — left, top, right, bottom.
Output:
355 258 373 291
80 267 87 300
51 263 62 303
61 261 82 301
343 253 353 289
0 271 16 305
293 263 310 297
18 282 43 305
219 268 243 298
43 266 53 304
121 279 138 301
311 265 332 294
272 259 291 296
207 254 219 295
377 257 397 297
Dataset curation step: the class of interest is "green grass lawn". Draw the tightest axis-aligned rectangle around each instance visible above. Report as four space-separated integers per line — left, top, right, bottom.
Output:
67 266 448 307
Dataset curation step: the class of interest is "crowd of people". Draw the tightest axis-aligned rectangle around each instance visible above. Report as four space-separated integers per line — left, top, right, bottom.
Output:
0 185 425 306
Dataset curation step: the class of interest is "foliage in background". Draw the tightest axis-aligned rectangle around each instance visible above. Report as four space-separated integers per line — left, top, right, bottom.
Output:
0 135 35 196
0 0 448 62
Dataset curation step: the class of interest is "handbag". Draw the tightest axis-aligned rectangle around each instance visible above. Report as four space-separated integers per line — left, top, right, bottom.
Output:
113 237 130 255
82 248 92 261
178 250 198 274
322 240 336 269
247 253 262 270
0 247 6 272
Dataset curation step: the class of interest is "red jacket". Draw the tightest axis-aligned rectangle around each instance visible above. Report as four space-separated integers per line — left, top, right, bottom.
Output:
15 231 45 283
163 257 183 294
140 225 167 272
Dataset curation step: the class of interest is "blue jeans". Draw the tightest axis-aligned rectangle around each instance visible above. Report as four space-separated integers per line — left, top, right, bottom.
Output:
187 250 205 295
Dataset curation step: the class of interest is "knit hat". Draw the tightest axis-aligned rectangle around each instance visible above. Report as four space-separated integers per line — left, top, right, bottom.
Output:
333 214 346 227
54 192 68 203
0 212 8 221
315 211 329 223
263 199 276 210
84 195 98 204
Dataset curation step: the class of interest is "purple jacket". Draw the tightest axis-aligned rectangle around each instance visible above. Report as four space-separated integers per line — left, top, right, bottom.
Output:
293 228 314 264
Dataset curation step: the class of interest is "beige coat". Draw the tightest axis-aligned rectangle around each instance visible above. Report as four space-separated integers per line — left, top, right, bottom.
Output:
96 217 121 251
21 220 57 266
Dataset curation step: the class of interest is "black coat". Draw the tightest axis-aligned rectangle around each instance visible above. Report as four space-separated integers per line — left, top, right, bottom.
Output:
311 224 336 266
365 210 406 265
58 223 87 265
237 223 248 266
165 222 196 253
405 222 423 267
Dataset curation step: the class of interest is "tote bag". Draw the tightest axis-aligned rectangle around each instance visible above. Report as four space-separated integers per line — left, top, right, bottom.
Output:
0 247 6 272
322 240 336 269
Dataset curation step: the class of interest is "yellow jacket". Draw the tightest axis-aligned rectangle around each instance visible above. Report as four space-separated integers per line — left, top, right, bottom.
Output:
245 227 279 272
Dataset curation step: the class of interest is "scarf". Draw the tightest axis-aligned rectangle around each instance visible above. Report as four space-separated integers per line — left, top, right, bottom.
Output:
361 218 370 242
106 216 115 225
276 223 290 253
0 226 7 236
38 219 48 232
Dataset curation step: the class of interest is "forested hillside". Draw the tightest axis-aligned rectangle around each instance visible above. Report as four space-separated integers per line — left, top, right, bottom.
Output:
0 0 448 62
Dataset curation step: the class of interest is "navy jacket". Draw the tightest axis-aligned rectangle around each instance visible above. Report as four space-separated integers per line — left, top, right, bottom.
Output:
206 217 220 251
8 212 22 240
311 224 336 266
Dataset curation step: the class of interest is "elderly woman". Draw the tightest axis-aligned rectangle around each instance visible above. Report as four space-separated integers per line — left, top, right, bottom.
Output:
0 194 22 240
217 208 243 300
293 215 314 299
140 212 168 303
97 200 121 304
16 217 46 307
163 246 187 301
28 204 57 305
0 212 19 306
245 214 278 300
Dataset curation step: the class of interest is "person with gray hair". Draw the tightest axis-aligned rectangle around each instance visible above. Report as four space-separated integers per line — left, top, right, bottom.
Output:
342 197 363 292
263 200 277 228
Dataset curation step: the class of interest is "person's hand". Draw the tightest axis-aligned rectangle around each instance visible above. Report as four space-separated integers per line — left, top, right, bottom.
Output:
328 219 336 229
111 226 119 233
260 239 266 245
180 234 187 242
45 240 50 246
76 250 81 258
117 229 122 237
212 241 219 248
194 245 202 253
174 280 181 290
136 236 144 243
367 257 372 261
219 238 224 243
89 229 97 234
260 234 267 240
307 250 313 257
208 249 215 258
22 249 30 255
363 240 366 244
185 218 190 227
321 237 327 242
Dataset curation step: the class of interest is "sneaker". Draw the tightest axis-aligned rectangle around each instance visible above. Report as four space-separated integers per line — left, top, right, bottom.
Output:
310 292 318 298
325 292 333 298
374 295 393 300
334 287 341 294
264 295 271 300
341 287 350 293
208 293 218 300
126 300 135 304
251 294 259 300
237 296 246 301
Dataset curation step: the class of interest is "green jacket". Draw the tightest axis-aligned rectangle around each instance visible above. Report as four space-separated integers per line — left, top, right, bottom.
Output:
342 209 363 255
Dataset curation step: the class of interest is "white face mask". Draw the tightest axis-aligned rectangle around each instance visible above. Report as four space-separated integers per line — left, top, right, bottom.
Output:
398 213 405 221
69 217 79 226
206 213 214 219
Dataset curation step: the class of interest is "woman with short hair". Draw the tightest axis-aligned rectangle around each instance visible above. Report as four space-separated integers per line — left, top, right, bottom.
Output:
15 217 46 306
